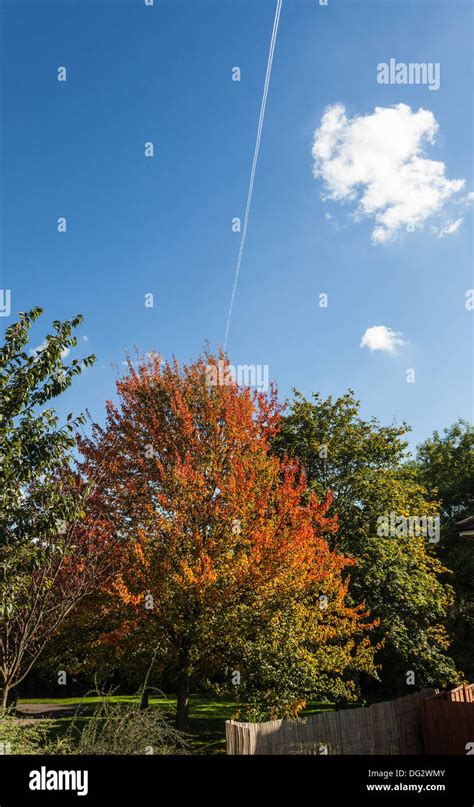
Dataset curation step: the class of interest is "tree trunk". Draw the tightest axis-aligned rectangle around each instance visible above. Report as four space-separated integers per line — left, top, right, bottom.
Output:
175 670 190 730
8 687 18 708
140 688 149 710
1 685 9 714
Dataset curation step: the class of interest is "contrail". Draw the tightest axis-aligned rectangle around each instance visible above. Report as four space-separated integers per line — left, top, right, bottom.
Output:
223 0 283 350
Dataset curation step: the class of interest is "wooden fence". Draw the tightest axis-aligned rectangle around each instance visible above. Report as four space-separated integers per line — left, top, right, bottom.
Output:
421 684 474 755
441 684 474 703
226 689 437 755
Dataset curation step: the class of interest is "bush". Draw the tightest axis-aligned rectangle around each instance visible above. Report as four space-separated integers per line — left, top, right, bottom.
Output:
0 709 68 755
68 695 188 755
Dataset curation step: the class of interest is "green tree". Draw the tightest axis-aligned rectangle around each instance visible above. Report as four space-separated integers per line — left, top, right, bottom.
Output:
0 308 98 710
416 421 474 677
416 420 473 525
273 390 460 694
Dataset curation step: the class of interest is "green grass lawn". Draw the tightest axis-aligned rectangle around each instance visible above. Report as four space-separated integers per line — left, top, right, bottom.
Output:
18 694 237 754
17 694 341 754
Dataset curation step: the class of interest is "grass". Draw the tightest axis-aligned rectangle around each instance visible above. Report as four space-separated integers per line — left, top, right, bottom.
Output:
16 694 343 754
18 694 237 754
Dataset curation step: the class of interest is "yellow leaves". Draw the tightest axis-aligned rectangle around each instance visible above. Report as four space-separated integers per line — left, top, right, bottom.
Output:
287 698 307 718
132 539 146 567
177 555 218 587
114 577 144 607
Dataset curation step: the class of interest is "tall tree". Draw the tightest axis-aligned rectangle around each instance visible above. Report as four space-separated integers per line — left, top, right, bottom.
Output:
79 354 376 727
416 421 474 678
273 390 460 694
0 308 105 710
416 420 474 525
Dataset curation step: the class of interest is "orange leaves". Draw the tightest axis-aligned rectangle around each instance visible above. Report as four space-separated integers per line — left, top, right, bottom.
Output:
114 577 144 607
176 554 217 587
80 349 374 667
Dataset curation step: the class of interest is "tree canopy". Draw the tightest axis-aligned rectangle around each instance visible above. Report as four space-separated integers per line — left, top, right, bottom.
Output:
0 309 108 710
78 354 377 725
273 389 460 693
415 420 474 678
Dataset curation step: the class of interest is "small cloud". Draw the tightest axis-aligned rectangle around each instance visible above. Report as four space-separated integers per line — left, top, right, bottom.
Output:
459 191 474 207
82 335 89 342
325 212 334 221
360 325 405 354
437 218 463 238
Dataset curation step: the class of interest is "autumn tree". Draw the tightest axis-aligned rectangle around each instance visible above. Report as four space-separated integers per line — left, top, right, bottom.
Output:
273 390 460 694
0 308 109 711
79 353 376 727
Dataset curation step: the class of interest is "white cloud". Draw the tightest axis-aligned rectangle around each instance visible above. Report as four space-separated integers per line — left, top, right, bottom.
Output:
82 335 89 342
360 325 405 353
312 103 466 244
458 191 474 207
437 218 463 238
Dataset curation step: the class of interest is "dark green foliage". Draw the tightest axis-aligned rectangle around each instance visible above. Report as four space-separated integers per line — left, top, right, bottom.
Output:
273 390 461 694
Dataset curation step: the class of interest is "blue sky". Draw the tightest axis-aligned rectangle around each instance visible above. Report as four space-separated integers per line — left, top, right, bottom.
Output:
1 0 472 451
